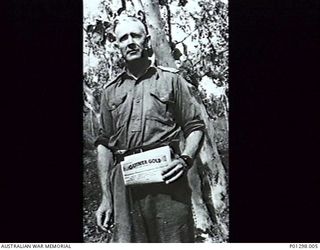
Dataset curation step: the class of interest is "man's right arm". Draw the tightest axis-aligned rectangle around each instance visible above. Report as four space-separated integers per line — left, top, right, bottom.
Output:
96 144 114 232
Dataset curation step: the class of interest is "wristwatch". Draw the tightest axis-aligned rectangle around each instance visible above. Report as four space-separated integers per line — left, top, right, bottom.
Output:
180 155 194 170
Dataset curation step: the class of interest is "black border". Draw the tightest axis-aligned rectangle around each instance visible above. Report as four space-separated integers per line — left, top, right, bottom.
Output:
2 0 83 242
229 0 320 242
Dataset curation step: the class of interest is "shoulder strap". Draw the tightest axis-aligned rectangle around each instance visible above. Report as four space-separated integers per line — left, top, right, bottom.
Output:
157 65 180 74
103 72 125 89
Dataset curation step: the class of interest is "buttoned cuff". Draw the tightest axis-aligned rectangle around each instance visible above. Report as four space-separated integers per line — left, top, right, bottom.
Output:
94 134 110 148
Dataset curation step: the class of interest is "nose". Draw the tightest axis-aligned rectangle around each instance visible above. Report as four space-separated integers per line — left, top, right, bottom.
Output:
127 35 134 45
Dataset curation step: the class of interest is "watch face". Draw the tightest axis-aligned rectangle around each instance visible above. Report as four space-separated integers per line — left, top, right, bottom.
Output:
181 155 193 167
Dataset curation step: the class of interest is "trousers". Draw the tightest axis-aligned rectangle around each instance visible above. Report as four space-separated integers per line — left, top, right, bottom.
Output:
109 163 195 243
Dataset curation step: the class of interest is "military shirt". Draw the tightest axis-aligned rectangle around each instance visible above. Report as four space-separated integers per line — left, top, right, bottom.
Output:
95 65 205 151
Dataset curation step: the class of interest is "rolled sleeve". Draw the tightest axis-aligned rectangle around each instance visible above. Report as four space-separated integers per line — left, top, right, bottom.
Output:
174 75 205 138
94 90 114 148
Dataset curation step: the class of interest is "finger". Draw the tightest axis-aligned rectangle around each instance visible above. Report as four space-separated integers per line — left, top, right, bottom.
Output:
167 159 180 168
162 160 181 174
165 169 184 184
96 211 102 227
103 210 111 228
162 164 184 179
96 211 107 231
99 226 108 232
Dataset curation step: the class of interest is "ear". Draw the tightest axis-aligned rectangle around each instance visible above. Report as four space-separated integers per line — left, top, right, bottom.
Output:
144 34 151 47
137 10 146 23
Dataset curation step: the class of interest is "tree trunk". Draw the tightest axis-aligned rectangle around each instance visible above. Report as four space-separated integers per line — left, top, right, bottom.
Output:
137 0 228 242
139 0 176 67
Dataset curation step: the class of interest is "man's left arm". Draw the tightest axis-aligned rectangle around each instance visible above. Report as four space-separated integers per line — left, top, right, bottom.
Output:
162 74 205 184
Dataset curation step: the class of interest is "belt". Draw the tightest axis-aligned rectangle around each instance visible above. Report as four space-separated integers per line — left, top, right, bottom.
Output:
114 140 181 163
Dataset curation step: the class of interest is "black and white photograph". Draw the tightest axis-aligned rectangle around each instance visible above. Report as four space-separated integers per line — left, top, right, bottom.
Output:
83 0 229 243
2 0 319 246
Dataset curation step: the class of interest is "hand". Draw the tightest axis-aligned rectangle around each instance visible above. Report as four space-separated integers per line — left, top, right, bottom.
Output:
162 158 188 184
95 198 113 232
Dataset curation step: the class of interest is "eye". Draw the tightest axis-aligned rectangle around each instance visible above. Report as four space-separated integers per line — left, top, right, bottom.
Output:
119 34 128 42
131 33 142 39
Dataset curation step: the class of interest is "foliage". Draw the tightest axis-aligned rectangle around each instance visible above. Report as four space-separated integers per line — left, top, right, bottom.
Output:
83 0 228 123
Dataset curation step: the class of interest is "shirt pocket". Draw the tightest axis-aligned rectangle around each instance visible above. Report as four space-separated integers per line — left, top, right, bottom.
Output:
149 89 175 120
107 93 128 127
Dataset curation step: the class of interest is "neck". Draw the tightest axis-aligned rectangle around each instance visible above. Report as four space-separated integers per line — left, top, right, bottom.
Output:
126 56 151 79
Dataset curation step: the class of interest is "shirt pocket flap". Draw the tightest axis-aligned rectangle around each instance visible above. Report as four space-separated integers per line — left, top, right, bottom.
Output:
150 90 174 104
107 93 127 111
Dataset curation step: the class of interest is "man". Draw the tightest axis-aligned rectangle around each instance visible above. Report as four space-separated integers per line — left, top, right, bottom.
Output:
94 14 205 242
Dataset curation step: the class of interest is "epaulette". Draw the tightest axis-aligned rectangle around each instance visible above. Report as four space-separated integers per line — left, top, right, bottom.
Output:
103 72 124 89
157 65 180 74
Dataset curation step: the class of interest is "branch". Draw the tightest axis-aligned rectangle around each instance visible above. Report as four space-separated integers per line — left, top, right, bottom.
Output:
175 27 198 44
217 48 228 55
165 4 172 44
193 59 202 67
121 0 126 10
132 0 145 14
189 12 198 22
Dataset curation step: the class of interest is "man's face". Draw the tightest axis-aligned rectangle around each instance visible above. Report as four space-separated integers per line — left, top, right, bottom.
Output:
114 19 147 62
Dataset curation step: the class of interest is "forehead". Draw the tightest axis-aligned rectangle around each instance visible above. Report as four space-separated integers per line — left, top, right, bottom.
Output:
114 18 146 39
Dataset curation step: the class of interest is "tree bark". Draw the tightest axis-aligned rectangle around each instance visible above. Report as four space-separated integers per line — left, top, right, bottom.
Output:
139 0 176 67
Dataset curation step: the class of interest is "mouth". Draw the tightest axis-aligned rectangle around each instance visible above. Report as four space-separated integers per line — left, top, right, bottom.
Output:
127 50 138 55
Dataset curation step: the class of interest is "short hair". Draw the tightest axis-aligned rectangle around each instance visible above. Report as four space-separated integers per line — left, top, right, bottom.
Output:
113 14 148 36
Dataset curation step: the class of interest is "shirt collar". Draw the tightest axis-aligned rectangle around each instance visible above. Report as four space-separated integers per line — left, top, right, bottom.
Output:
118 62 159 86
